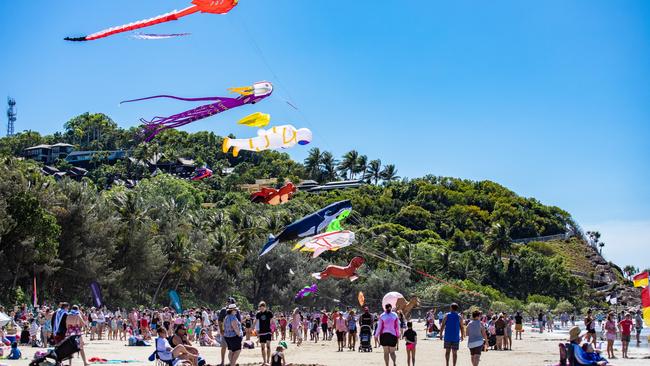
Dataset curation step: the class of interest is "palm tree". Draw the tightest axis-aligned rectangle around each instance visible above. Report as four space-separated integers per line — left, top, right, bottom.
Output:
586 230 601 248
623 265 639 280
485 222 513 258
380 164 400 183
599 241 605 255
366 159 382 184
320 151 338 182
303 148 322 181
338 150 359 179
354 155 368 181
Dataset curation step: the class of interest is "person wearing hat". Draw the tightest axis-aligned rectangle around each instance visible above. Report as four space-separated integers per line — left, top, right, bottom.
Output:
218 298 240 366
566 326 609 366
223 304 243 366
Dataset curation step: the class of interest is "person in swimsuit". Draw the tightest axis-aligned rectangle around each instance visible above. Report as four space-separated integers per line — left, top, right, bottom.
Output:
67 305 89 366
270 345 286 366
603 312 617 359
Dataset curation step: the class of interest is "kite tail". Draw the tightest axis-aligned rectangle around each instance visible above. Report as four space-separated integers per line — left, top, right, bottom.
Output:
121 95 221 104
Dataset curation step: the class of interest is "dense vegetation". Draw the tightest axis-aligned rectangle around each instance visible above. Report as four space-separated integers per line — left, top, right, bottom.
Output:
0 113 597 314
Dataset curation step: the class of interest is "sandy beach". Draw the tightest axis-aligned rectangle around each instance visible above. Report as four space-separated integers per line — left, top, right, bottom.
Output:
6 324 649 366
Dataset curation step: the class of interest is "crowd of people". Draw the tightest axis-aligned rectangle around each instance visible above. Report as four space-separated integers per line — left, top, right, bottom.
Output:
0 301 646 366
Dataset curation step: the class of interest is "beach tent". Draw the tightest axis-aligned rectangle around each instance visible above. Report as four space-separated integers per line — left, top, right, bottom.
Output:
0 312 11 327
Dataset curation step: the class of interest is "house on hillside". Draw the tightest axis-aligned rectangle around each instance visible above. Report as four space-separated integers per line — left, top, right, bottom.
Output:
23 143 74 164
297 179 365 192
65 150 127 167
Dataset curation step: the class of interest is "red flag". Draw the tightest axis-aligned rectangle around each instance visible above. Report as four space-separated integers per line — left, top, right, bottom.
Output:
642 287 650 308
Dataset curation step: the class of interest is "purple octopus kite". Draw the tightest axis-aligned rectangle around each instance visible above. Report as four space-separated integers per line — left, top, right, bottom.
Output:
295 284 318 300
121 81 273 141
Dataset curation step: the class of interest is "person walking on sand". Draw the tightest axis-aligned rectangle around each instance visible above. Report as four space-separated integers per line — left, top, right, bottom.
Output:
376 303 400 366
223 304 243 366
335 311 347 352
402 321 417 366
467 310 488 366
618 313 633 359
291 308 301 344
634 311 643 345
439 303 464 366
254 301 274 366
604 312 616 359
514 311 523 340
584 309 596 348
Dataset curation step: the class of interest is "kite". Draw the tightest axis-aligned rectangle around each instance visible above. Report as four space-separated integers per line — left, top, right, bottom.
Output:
65 0 238 42
358 291 365 307
293 209 354 257
295 284 318 300
131 33 191 40
121 81 273 141
266 263 272 271
293 231 355 258
259 200 352 256
326 209 350 232
289 268 295 275
222 125 312 157
90 282 103 308
250 183 296 205
239 112 271 128
191 167 213 181
382 292 404 310
169 290 183 313
312 256 365 281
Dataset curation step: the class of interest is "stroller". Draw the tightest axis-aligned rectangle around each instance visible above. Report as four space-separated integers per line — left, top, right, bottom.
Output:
29 335 81 366
358 325 373 352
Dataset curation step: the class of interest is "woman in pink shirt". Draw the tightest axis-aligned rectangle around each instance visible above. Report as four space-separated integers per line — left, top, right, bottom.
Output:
335 311 347 352
376 304 400 366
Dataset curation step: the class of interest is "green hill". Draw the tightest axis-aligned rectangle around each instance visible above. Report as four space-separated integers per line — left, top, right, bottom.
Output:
0 113 628 313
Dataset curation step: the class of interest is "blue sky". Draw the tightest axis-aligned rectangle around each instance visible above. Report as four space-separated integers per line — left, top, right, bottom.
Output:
0 1 648 268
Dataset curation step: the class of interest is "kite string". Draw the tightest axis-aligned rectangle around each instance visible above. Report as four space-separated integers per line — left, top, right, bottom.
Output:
229 12 337 150
345 216 483 297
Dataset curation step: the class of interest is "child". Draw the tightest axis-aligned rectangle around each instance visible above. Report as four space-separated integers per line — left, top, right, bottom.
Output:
271 345 286 366
311 317 320 343
7 342 21 360
580 343 608 364
29 319 40 347
403 322 417 366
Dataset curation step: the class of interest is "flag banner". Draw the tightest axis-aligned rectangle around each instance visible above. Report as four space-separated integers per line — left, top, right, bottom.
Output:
90 282 103 308
633 272 649 288
33 276 37 307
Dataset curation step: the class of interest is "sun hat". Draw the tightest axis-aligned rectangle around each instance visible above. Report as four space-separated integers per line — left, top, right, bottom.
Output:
568 326 587 342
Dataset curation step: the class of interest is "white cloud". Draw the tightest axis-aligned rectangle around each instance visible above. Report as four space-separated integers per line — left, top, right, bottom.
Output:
582 220 650 271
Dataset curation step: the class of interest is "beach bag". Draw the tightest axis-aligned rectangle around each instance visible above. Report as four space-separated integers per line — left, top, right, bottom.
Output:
128 336 137 346
148 352 156 362
243 340 254 349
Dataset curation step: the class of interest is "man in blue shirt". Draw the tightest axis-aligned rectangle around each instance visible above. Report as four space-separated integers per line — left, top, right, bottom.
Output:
439 303 464 366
